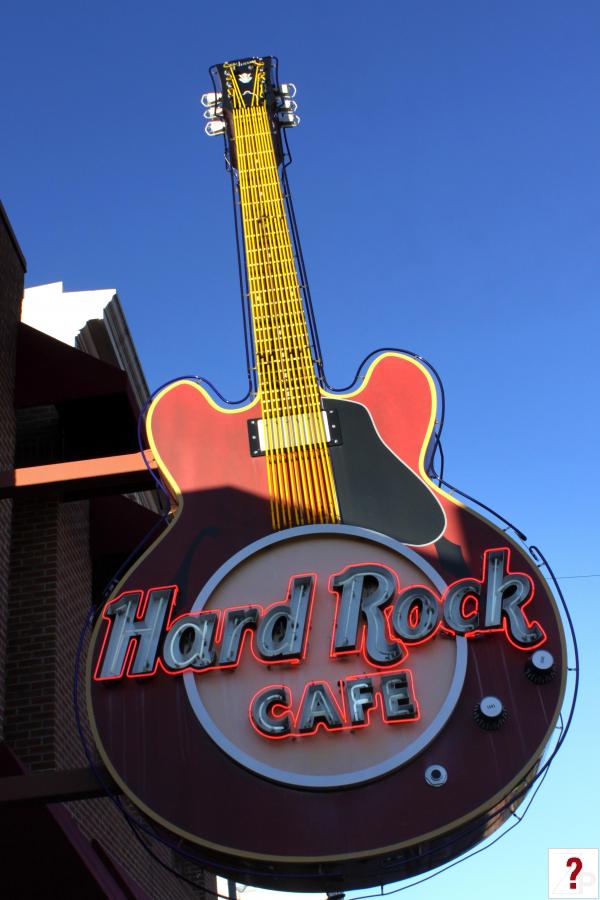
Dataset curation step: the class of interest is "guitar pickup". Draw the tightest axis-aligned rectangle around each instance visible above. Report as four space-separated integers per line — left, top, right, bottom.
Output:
247 408 341 456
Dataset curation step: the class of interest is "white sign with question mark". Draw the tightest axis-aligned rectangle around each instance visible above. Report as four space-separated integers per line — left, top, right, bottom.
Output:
548 848 598 898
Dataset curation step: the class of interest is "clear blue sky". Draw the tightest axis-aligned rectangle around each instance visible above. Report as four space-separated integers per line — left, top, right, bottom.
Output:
2 2 598 898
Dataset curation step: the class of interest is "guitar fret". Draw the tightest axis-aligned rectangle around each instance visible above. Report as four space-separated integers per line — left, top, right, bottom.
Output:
246 259 294 270
240 197 289 209
237 146 275 157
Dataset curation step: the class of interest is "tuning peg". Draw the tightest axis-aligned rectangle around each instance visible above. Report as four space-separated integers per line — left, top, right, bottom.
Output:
205 119 226 136
204 105 224 119
201 91 223 107
278 83 296 98
275 97 297 112
276 111 300 127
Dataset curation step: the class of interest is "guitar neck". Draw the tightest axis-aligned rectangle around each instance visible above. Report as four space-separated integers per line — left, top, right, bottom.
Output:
232 104 319 418
209 58 340 530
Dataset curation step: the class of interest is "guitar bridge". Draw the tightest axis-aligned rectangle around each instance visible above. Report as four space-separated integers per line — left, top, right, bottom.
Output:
247 408 341 456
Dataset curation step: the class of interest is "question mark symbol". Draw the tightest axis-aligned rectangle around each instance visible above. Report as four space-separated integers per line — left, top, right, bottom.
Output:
566 857 583 891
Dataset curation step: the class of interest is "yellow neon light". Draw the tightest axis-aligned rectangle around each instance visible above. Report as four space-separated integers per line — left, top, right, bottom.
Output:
232 103 340 528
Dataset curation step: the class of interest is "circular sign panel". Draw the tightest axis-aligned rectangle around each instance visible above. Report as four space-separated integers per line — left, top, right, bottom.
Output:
184 526 467 788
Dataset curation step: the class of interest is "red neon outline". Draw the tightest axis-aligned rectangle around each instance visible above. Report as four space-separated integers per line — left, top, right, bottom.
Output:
250 572 317 667
293 679 348 737
212 603 261 668
341 670 420 728
94 546 546 686
94 573 317 682
93 585 179 681
378 668 421 725
327 561 409 669
439 547 547 650
408 605 419 629
391 583 444 647
161 607 221 674
247 669 420 741
460 592 479 621
248 684 294 741
339 672 378 731
165 572 317 678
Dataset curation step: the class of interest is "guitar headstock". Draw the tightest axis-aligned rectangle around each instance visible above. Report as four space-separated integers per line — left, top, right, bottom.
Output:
201 56 299 153
218 58 269 111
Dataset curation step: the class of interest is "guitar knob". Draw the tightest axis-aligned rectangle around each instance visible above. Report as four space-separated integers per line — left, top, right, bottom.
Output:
525 649 556 684
474 695 507 730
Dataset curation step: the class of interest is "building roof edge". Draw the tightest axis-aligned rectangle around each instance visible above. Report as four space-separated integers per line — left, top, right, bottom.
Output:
0 198 27 271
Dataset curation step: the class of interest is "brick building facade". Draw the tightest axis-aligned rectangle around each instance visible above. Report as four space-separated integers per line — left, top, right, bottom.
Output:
0 200 216 899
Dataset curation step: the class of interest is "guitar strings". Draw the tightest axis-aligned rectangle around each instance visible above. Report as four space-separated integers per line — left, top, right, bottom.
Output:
240 81 337 524
233 107 282 526
249 108 323 521
230 81 340 528
246 108 314 525
244 104 323 523
250 105 339 523
214 65 312 524
250 111 328 521
237 116 291 526
240 110 305 524
250 102 339 525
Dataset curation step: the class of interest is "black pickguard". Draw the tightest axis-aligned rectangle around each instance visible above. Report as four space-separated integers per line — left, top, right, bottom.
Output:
327 398 446 546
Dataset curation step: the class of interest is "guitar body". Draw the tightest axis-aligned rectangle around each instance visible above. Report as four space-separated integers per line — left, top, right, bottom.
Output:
142 349 529 591
88 351 565 888
135 351 451 606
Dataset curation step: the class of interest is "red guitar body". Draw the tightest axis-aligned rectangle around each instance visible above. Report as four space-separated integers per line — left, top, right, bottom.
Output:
120 352 474 602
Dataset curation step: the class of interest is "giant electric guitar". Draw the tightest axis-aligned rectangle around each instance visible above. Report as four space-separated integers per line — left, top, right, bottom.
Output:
88 58 566 890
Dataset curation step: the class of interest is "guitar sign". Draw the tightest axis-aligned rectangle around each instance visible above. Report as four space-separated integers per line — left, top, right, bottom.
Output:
86 58 568 890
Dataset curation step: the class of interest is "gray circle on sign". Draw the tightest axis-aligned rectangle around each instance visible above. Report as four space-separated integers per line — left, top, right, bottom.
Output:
480 696 503 718
425 764 448 787
532 649 554 671
183 524 467 789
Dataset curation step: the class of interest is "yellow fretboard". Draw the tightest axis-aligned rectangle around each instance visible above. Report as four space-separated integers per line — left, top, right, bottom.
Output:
231 101 340 530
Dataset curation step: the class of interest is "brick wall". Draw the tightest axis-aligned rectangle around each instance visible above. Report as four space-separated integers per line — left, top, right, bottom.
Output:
5 489 211 897
0 203 25 740
15 405 63 467
5 495 59 770
55 498 91 772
